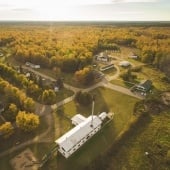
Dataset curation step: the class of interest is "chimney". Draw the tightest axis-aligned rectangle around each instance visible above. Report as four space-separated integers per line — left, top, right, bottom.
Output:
91 95 95 127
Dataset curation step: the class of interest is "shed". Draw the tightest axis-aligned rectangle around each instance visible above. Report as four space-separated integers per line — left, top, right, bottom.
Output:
119 61 131 67
129 55 138 59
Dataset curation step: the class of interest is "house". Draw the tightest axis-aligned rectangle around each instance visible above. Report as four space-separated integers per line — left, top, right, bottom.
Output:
135 80 152 92
129 55 138 59
55 112 107 158
25 62 40 69
96 52 110 62
119 61 131 67
100 64 114 71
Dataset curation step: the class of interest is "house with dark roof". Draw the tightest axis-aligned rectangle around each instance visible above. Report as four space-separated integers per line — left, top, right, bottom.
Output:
135 80 152 92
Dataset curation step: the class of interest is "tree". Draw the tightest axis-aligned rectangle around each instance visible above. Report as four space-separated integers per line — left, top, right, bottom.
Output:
0 122 14 138
41 89 56 104
3 103 18 121
16 111 40 132
56 78 64 89
141 50 155 63
23 98 35 112
74 67 94 85
120 69 137 82
75 91 92 106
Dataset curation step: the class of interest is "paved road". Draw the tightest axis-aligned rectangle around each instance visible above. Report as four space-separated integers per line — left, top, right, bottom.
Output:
105 65 120 81
103 82 143 100
0 64 143 158
23 66 80 93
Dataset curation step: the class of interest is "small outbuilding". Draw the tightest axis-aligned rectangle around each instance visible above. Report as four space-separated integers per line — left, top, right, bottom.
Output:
119 61 131 67
96 52 110 62
129 55 138 59
100 64 114 71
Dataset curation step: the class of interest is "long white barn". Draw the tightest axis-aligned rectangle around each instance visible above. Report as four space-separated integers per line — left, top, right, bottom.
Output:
55 112 107 158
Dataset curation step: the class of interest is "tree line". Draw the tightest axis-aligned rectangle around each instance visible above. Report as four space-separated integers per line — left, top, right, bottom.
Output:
0 25 169 76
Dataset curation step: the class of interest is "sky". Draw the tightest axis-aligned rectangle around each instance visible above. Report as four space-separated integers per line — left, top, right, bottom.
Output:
0 0 170 21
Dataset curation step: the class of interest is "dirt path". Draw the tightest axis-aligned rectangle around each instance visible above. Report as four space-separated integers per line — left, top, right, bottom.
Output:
0 104 53 158
0 64 142 158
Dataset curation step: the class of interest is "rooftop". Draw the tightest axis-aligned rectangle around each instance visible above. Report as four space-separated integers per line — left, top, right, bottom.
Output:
71 114 86 126
55 115 102 152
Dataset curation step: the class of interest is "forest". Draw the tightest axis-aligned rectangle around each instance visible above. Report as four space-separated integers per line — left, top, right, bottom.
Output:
0 22 170 77
0 22 170 170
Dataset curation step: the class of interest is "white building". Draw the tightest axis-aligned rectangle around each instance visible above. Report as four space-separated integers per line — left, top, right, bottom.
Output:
71 114 86 126
55 112 107 158
25 62 40 69
96 52 109 62
119 61 131 67
129 55 138 59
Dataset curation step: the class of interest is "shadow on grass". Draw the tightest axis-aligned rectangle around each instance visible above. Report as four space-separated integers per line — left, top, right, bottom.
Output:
84 113 152 170
0 115 48 153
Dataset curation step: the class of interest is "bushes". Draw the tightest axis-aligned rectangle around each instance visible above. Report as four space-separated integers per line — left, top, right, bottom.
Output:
131 66 142 72
120 69 137 82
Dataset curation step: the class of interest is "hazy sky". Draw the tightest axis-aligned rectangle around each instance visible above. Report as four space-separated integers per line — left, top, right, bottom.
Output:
0 0 169 21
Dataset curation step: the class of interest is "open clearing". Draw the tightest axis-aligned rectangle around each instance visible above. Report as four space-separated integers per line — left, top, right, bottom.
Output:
40 87 139 170
105 111 170 170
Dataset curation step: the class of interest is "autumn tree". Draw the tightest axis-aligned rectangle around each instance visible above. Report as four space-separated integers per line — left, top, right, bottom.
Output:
41 89 56 104
2 103 18 121
74 67 95 85
75 91 92 106
0 122 14 138
23 98 35 112
16 111 40 132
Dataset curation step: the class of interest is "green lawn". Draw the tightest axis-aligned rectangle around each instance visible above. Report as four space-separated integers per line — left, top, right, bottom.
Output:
56 88 74 103
111 78 136 88
105 110 170 170
41 87 139 170
134 66 170 91
0 115 48 153
111 65 170 91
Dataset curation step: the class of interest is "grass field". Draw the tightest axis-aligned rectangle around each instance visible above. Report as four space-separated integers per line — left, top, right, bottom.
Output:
111 78 135 88
0 115 48 153
56 88 74 103
111 65 170 91
104 110 170 170
40 87 139 170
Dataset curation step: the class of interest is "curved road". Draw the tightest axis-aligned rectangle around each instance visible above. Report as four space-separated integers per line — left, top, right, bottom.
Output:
0 64 142 158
